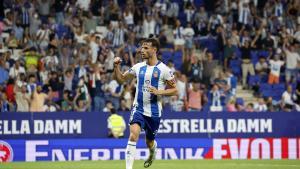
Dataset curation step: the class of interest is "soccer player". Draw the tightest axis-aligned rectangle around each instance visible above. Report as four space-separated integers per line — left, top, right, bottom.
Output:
113 38 178 169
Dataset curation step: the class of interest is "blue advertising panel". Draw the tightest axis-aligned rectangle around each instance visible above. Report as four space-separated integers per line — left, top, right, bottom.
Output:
1 111 300 139
1 138 300 162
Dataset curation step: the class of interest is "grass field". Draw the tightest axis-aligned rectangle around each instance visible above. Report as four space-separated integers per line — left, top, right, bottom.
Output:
1 160 299 169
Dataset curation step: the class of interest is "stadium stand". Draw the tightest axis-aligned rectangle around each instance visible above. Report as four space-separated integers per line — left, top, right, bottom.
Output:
0 0 299 113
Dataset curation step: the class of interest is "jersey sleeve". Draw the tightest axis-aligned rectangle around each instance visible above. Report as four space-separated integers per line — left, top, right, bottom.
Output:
127 63 139 77
162 66 175 81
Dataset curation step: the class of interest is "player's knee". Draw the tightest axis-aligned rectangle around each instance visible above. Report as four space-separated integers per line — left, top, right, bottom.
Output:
146 139 154 148
129 132 139 142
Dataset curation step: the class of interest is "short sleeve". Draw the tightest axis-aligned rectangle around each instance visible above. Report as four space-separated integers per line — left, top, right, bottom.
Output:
163 66 175 81
127 63 139 77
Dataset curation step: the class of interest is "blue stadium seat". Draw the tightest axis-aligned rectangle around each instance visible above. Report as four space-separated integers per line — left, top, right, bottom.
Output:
161 51 173 64
262 90 273 98
261 74 269 83
178 12 187 26
236 97 244 106
250 51 259 64
248 75 261 86
259 50 269 57
272 83 285 90
259 83 272 93
194 0 204 8
234 47 242 59
164 43 174 49
229 60 241 76
173 51 183 70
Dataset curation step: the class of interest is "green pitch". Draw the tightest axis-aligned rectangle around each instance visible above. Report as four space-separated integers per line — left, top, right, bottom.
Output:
1 160 299 169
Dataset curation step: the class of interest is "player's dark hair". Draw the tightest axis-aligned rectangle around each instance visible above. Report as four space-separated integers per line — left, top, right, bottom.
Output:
142 38 160 53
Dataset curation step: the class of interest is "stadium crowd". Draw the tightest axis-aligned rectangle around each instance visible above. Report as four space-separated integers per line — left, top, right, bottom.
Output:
0 0 299 113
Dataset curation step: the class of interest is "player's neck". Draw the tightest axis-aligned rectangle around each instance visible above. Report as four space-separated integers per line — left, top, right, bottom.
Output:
146 56 159 66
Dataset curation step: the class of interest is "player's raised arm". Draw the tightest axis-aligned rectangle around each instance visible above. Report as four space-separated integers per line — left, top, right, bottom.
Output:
113 57 135 84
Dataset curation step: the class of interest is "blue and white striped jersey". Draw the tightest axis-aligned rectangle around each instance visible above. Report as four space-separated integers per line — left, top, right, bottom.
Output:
128 61 174 117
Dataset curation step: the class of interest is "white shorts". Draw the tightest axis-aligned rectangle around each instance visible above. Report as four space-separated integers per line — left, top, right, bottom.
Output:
174 38 185 46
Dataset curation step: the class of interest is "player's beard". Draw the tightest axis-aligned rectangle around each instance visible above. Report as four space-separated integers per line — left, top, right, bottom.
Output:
141 53 149 59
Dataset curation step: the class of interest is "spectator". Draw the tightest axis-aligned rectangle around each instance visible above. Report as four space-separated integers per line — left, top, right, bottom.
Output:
187 82 202 111
170 95 184 112
5 78 15 104
226 98 237 112
173 19 185 53
210 84 223 112
193 6 208 36
15 84 31 112
103 101 114 113
73 87 91 112
143 14 155 38
167 1 179 23
60 90 73 112
26 74 37 95
202 52 218 86
283 41 300 83
281 85 294 111
121 83 133 111
183 23 195 58
268 54 284 84
29 84 49 112
48 71 63 101
254 97 268 112
0 57 9 85
245 103 254 112
107 78 123 110
0 92 11 112
224 39 235 68
226 69 237 97
90 64 105 112
255 56 268 75
176 72 187 105
294 83 300 111
9 60 26 79
43 100 60 112
241 40 255 89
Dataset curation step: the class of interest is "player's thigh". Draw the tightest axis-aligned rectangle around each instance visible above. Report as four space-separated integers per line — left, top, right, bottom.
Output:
128 112 144 141
144 116 161 141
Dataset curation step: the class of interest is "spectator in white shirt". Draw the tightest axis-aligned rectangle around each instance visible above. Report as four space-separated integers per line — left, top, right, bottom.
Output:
255 56 268 75
183 23 195 57
9 60 25 79
173 19 185 52
143 14 155 38
76 0 91 12
268 54 284 84
283 41 300 83
254 97 268 112
170 95 184 112
281 85 294 111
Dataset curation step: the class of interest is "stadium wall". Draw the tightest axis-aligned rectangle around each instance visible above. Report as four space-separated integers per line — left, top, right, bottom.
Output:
0 111 300 162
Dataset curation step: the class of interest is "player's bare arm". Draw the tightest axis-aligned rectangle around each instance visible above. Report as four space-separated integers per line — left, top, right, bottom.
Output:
148 78 178 96
113 57 135 84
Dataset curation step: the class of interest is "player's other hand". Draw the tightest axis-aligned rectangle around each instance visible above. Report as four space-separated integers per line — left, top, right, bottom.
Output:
148 86 160 95
114 57 122 66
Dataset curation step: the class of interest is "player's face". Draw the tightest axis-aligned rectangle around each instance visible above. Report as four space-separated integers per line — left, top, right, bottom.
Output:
140 42 156 59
